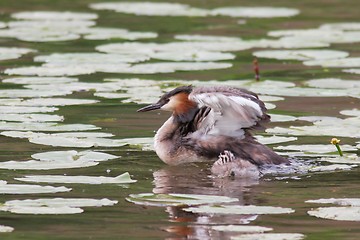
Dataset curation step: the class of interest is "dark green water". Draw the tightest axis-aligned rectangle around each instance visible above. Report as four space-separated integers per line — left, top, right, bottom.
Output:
0 0 359 239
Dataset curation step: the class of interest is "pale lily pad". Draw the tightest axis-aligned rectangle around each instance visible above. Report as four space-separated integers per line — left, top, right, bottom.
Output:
0 198 117 215
319 155 360 164
8 19 95 30
343 68 360 74
308 164 355 172
150 50 235 62
2 76 78 85
183 205 295 215
0 159 99 170
0 122 99 132
0 98 98 106
308 207 360 221
126 193 238 207
31 150 118 162
0 113 63 122
274 144 357 153
212 225 272 233
319 22 360 31
255 135 297 145
12 11 98 20
34 53 149 64
80 27 158 40
211 7 300 18
0 225 14 233
231 233 305 240
0 89 72 98
175 34 244 42
0 106 58 113
269 114 297 122
15 172 136 185
304 57 360 68
340 109 360 117
306 198 360 206
253 50 349 61
0 182 70 194
89 2 210 17
4 65 95 76
305 78 360 89
0 28 81 42
0 47 36 61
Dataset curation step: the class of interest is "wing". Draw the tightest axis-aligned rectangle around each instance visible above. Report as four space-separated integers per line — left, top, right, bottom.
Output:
188 86 269 138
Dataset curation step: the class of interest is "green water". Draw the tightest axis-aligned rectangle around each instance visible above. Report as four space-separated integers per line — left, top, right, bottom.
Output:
0 0 359 239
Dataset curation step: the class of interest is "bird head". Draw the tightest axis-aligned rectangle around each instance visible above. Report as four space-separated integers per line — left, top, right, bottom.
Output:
137 86 198 122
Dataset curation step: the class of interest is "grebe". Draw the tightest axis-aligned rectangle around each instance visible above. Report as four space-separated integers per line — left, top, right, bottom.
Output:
137 85 288 177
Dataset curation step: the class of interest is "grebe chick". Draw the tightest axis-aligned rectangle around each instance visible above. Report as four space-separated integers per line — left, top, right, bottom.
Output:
137 85 288 177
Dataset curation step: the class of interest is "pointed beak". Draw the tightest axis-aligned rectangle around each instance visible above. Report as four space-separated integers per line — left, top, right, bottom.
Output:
137 103 162 112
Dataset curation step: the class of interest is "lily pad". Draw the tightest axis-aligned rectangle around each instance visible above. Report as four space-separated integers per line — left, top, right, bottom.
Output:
304 57 360 68
305 78 360 89
0 113 64 122
307 207 360 221
231 233 305 240
255 135 297 145
183 205 295 215
80 27 158 40
253 50 348 61
0 160 99 170
0 198 117 215
212 225 272 233
15 172 136 185
126 193 238 207
89 2 210 17
0 106 58 113
308 164 355 172
274 144 357 153
2 76 78 85
319 155 360 164
4 65 95 76
0 122 99 132
343 68 360 74
306 198 360 206
211 7 300 18
12 11 98 20
0 98 98 106
0 225 14 233
0 181 70 194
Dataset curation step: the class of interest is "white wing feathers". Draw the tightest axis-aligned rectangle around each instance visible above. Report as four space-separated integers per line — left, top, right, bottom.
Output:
189 91 264 138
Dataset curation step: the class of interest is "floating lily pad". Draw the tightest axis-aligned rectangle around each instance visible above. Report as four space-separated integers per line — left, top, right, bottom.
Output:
231 233 305 240
31 150 118 162
308 164 355 172
4 65 95 76
150 50 235 62
0 113 63 122
274 144 357 153
211 7 300 18
319 155 360 164
12 11 98 20
0 89 72 98
0 225 14 233
0 198 117 215
253 50 349 61
306 78 360 89
15 172 136 185
0 98 98 106
343 68 360 74
126 193 238 207
0 159 99 170
340 109 360 117
2 76 78 85
269 114 297 122
0 122 99 132
34 53 149 64
212 225 272 233
0 47 37 61
0 106 58 113
0 181 70 194
306 198 360 206
183 205 295 215
90 2 210 17
307 207 360 221
304 57 360 68
319 22 360 31
80 27 158 40
255 135 297 145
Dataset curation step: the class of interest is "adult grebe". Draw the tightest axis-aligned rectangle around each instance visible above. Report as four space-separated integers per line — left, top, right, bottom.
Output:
137 85 288 177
